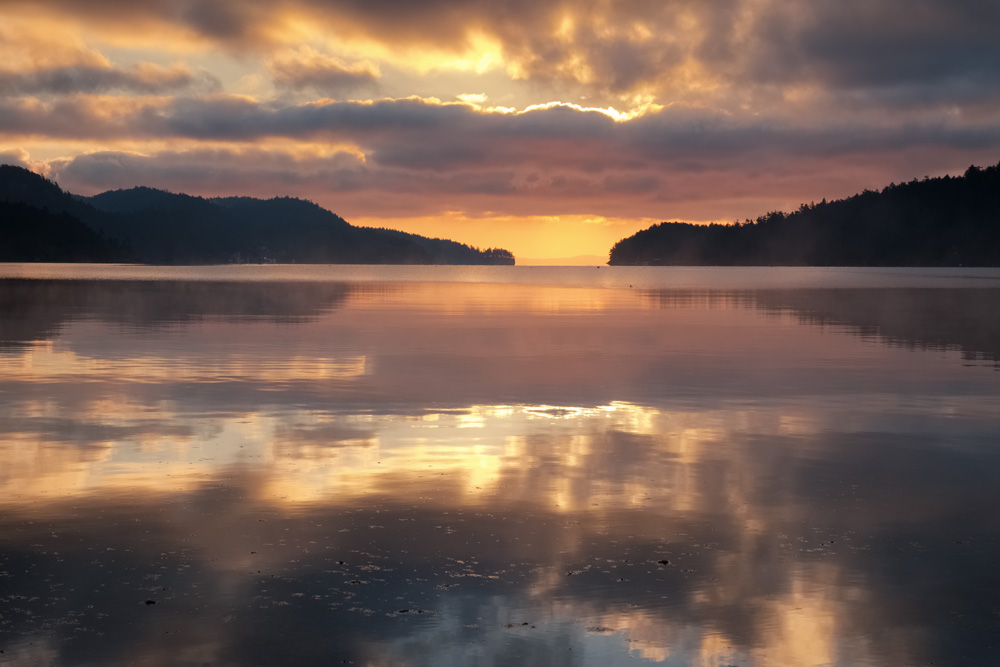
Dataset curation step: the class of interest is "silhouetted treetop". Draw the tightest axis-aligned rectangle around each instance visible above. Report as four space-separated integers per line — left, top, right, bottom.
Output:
609 160 1000 266
0 166 515 265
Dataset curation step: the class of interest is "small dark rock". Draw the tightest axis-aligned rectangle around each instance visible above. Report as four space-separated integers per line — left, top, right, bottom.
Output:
144 600 157 605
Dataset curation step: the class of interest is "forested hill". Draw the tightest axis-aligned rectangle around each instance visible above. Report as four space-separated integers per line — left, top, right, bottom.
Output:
0 165 514 265
609 161 1000 266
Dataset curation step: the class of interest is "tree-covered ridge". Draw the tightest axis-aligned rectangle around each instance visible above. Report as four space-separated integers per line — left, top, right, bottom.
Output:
0 201 129 262
609 161 1000 266
0 165 515 265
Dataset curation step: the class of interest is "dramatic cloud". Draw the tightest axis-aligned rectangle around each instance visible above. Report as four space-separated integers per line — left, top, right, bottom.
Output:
0 18 109 70
8 96 1000 164
6 0 999 104
0 148 31 169
42 101 1000 222
0 63 217 96
2 0 998 256
269 47 380 95
743 0 1000 88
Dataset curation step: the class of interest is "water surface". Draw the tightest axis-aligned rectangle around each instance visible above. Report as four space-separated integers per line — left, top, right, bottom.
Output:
1 265 999 666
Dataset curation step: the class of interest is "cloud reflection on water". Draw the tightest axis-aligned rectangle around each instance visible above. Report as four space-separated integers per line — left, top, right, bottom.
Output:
1 274 999 666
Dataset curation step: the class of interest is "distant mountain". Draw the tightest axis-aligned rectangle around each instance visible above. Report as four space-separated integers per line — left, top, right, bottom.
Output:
0 165 514 265
609 161 1000 266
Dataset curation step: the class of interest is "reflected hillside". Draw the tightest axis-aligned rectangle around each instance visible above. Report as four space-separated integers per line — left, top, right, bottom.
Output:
2 280 997 415
7 279 997 363
749 289 1000 363
641 288 1000 364
0 279 357 347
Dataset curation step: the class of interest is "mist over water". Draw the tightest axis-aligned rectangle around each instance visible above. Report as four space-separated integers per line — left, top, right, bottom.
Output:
1 265 999 667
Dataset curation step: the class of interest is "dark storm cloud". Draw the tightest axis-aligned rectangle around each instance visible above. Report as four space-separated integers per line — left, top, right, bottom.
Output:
0 64 218 96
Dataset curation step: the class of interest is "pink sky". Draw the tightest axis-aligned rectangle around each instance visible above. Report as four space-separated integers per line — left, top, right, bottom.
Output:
2 0 999 259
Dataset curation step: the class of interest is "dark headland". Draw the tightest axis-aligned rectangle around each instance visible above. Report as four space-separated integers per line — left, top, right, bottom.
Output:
609 161 1000 266
0 165 514 265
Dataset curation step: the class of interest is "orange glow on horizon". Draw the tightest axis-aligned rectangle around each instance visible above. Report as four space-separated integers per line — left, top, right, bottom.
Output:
348 213 660 262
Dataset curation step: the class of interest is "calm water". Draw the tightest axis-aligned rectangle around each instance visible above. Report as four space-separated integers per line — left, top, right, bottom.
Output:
1 264 999 667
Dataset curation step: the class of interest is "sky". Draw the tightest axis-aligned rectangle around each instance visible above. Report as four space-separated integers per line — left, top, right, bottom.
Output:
2 0 999 260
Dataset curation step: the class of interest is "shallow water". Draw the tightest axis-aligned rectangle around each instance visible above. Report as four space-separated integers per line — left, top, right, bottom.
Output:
1 265 999 666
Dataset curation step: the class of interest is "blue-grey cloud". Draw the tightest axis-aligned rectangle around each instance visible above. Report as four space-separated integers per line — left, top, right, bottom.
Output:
0 64 219 96
10 95 999 167
39 108 1000 222
749 0 1000 87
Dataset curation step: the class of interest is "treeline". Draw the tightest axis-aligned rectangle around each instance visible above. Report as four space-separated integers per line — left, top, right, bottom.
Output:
0 165 515 265
0 201 130 262
609 161 1000 266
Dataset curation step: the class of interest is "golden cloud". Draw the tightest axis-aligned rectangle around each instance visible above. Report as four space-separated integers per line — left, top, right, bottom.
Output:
268 46 380 94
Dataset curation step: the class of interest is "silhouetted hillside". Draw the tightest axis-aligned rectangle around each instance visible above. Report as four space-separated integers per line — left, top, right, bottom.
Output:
0 201 129 262
0 166 515 265
372 227 514 265
0 166 132 261
0 165 108 224
0 165 74 212
609 161 1000 266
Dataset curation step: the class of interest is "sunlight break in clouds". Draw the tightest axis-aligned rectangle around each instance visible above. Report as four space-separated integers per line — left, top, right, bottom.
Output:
2 0 999 258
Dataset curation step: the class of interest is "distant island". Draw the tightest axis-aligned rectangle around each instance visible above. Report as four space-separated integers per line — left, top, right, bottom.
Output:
609 160 1000 266
0 165 514 265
